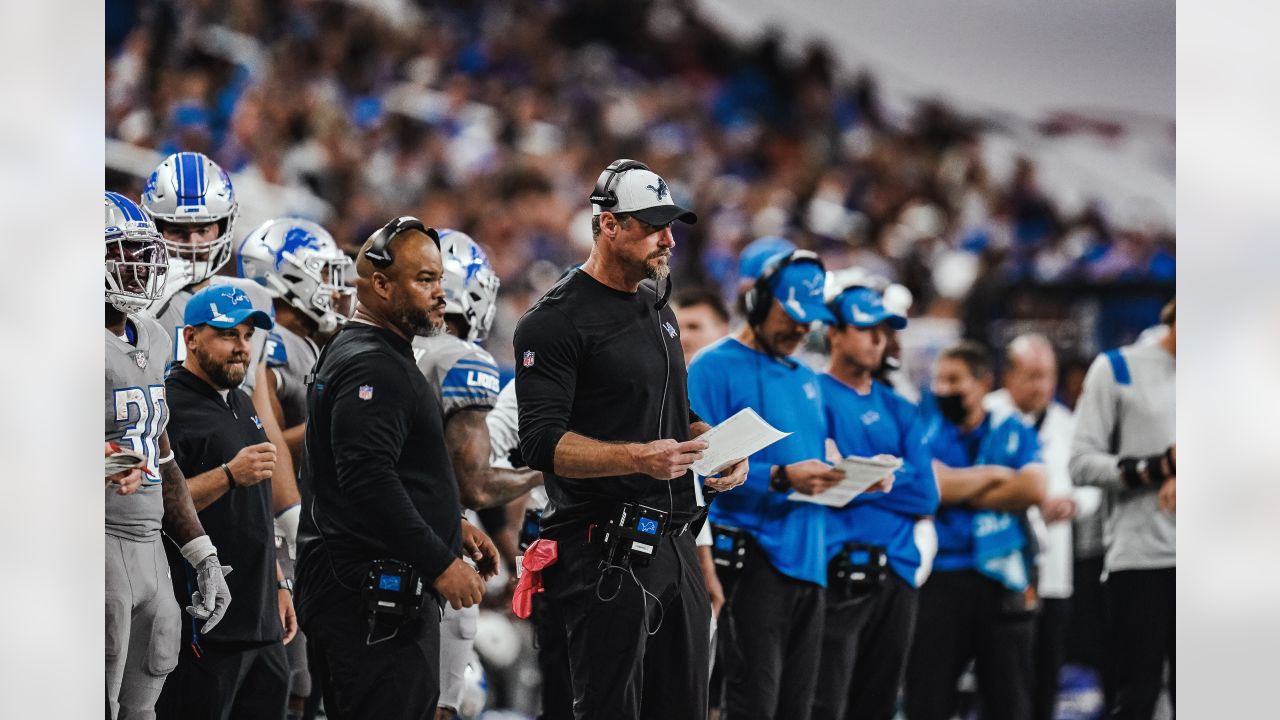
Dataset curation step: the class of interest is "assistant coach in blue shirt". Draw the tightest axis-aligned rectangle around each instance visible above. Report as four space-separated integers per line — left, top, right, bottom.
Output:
812 285 938 720
688 249 852 720
903 341 1046 720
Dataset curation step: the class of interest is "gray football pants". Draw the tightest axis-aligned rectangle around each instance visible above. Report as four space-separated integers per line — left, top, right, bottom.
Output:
437 602 479 711
106 534 182 720
276 538 311 699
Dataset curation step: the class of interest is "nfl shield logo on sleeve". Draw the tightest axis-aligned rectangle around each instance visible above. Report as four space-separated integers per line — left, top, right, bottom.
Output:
523 351 535 368
358 385 374 401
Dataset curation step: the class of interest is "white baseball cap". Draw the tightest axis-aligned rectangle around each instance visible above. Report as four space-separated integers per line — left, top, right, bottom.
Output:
590 162 697 226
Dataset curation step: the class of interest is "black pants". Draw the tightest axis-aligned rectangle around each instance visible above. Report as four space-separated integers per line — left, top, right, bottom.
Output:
1034 597 1071 720
720 541 825 720
1068 555 1106 672
300 595 441 720
542 526 711 720
903 570 1035 720
156 640 289 720
532 592 573 720
1104 568 1175 719
812 572 918 720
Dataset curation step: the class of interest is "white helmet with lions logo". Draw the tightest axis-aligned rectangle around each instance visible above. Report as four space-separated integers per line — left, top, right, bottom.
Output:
238 218 354 334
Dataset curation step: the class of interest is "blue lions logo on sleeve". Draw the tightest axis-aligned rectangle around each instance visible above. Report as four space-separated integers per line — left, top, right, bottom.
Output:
275 227 322 270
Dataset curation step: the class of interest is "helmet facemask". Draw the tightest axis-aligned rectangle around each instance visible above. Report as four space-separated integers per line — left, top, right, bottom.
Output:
105 230 169 314
155 217 235 285
274 249 355 334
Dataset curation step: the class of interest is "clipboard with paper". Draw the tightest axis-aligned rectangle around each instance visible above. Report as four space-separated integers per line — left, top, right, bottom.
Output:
787 454 902 508
690 408 790 477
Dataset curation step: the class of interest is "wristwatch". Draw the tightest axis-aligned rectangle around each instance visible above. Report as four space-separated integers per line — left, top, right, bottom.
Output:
769 464 791 492
277 578 294 594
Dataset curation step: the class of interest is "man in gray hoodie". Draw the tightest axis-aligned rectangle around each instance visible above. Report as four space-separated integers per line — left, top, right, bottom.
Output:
1069 299 1176 719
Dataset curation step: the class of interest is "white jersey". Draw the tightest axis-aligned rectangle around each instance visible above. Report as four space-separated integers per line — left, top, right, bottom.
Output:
487 381 548 510
105 315 173 541
144 276 275 392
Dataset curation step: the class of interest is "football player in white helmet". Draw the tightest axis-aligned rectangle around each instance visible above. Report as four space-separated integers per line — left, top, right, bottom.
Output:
106 192 170 315
139 152 304 622
438 228 500 343
104 192 232 719
411 229 541 720
238 217 355 339
237 217 354 718
142 151 238 286
238 217 354 464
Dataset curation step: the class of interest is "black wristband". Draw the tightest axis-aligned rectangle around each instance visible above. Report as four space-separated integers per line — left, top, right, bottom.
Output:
1164 446 1176 476
1145 453 1169 484
1117 457 1145 488
222 463 236 490
770 464 790 492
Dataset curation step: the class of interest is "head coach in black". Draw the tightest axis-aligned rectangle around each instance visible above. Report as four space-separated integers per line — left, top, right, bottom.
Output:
294 217 499 720
156 284 296 720
515 160 748 720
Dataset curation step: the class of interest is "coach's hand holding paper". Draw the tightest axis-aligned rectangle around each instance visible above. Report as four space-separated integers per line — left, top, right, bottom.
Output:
691 408 789 478
788 453 902 507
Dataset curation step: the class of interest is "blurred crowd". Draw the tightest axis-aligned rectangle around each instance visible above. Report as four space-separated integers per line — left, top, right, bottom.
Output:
106 0 1175 377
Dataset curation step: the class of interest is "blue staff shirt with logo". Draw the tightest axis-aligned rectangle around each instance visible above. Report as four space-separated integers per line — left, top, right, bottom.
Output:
688 337 830 586
820 375 939 587
924 412 1041 572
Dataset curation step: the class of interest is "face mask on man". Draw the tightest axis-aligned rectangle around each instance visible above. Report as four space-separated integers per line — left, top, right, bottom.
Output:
934 392 969 425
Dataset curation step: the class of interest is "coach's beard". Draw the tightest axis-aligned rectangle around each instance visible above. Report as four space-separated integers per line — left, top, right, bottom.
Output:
192 345 249 389
390 292 444 338
644 251 671 281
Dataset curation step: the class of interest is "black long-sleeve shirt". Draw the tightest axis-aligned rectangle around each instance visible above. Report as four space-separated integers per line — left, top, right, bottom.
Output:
514 271 700 531
295 323 462 620
164 365 279 645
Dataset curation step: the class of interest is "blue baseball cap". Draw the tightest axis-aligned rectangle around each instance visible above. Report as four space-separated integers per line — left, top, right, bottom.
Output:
184 285 274 330
769 260 836 324
738 236 796 280
830 286 907 329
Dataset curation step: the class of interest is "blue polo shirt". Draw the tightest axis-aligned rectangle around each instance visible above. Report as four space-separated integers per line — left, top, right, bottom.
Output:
924 412 1041 573
820 374 939 587
688 337 830 586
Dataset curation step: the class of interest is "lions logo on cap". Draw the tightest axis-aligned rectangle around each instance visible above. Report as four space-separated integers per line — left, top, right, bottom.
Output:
646 178 669 201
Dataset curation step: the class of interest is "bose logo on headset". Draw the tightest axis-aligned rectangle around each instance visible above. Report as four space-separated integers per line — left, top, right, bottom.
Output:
589 159 652 211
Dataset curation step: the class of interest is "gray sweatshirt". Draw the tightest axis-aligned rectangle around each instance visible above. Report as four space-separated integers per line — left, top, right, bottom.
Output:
1069 336 1175 573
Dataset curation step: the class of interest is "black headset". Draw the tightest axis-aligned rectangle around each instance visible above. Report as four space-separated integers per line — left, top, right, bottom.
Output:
743 249 826 328
589 159 652 211
363 216 440 268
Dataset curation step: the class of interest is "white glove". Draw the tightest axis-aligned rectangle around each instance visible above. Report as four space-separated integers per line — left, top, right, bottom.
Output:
186 555 233 634
275 504 301 560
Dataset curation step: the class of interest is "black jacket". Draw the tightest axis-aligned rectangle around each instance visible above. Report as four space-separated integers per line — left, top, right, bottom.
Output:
514 271 701 531
165 365 278 646
295 323 462 620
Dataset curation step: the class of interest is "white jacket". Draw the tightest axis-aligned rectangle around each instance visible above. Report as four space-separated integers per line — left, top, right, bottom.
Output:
985 390 1102 598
